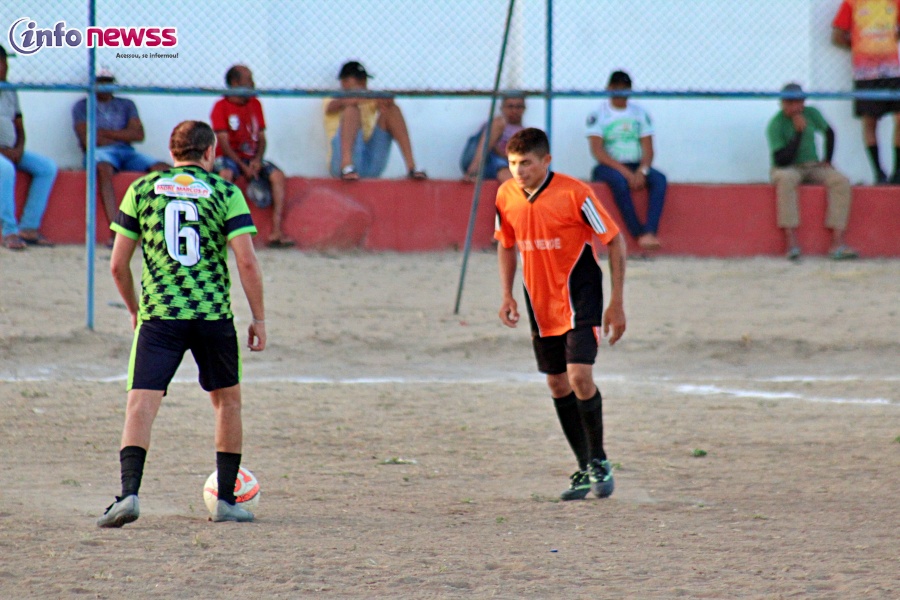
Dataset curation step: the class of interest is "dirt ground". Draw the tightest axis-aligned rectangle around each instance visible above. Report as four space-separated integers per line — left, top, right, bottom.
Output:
0 247 898 599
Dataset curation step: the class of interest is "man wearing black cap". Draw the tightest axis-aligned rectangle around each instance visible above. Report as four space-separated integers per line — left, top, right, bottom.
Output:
0 44 58 250
324 61 426 180
766 83 856 261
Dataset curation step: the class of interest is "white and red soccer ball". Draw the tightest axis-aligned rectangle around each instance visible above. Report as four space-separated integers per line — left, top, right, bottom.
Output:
203 467 260 515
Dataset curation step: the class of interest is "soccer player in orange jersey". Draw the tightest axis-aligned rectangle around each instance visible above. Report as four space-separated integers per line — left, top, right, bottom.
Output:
495 128 626 500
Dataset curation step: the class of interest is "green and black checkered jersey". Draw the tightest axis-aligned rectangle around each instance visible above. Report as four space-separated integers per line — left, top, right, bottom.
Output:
110 165 257 321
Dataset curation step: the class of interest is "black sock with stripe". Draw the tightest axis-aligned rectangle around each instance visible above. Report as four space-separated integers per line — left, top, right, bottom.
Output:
867 144 886 179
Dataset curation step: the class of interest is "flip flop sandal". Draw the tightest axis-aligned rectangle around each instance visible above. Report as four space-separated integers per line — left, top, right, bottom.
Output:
340 165 359 181
268 238 296 248
408 169 427 180
3 234 27 250
21 233 55 247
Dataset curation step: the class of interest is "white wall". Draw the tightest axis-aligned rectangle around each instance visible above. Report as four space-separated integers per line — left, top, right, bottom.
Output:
10 0 891 184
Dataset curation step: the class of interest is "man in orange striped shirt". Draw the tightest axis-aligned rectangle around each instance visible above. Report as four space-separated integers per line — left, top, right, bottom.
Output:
495 128 627 501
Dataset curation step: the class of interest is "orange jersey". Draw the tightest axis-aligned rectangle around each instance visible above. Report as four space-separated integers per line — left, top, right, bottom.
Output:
833 0 900 80
495 172 620 337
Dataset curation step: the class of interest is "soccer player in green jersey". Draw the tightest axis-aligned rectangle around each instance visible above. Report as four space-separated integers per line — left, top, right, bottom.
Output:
97 120 266 527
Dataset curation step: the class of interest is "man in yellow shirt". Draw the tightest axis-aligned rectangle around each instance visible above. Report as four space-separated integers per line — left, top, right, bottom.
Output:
324 61 426 180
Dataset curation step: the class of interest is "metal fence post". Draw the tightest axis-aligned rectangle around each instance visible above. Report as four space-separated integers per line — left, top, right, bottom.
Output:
85 0 97 330
453 0 517 315
545 0 553 143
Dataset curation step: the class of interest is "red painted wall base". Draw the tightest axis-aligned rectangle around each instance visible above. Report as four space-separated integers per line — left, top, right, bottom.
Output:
12 171 900 256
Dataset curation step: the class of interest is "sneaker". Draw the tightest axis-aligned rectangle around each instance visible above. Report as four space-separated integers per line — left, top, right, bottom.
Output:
213 500 254 523
588 459 615 498
830 245 858 261
97 495 140 528
560 469 591 501
786 246 801 261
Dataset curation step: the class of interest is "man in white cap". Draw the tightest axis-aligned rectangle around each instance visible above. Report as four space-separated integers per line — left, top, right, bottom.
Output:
72 67 168 244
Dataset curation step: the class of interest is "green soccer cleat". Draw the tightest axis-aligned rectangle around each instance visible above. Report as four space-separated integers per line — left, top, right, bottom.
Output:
588 459 615 498
560 469 591 501
97 495 140 528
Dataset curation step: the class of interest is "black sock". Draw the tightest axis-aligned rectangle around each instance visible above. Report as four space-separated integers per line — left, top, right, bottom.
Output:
893 146 900 178
216 452 242 505
576 390 607 462
553 392 588 471
120 446 147 498
867 145 886 180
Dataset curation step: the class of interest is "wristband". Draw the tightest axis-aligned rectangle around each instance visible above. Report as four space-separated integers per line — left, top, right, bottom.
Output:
252 318 265 324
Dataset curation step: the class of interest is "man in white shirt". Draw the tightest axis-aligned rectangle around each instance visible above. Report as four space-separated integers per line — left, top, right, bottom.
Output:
587 70 666 251
0 44 58 250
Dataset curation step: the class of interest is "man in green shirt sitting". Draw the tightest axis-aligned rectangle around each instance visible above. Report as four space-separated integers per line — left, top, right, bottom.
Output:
766 83 857 260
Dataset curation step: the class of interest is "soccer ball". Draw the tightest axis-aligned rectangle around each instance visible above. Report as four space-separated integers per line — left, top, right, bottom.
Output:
203 467 261 515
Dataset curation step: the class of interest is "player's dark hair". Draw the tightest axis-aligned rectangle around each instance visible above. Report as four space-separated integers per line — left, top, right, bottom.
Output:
170 121 216 162
225 65 243 87
506 127 550 157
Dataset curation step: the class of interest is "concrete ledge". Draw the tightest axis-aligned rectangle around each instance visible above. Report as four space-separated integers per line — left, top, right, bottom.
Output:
13 171 900 256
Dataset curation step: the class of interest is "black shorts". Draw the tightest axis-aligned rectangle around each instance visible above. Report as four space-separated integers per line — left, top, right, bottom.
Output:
128 318 241 392
532 326 600 375
854 78 900 119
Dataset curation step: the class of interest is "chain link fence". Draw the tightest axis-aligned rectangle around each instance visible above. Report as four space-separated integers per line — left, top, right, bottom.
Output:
551 0 856 94
2 1 863 93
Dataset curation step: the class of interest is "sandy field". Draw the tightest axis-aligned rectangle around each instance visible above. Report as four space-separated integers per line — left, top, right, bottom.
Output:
0 246 898 599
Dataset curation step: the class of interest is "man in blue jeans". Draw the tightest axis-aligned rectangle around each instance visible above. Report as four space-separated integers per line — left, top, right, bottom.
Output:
0 44 58 250
72 67 168 241
324 61 426 181
587 70 666 251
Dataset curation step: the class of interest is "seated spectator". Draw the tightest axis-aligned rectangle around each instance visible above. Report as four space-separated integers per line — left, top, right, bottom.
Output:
767 83 857 261
211 64 292 248
462 94 526 183
0 44 58 250
324 61 426 180
587 70 666 251
72 68 168 242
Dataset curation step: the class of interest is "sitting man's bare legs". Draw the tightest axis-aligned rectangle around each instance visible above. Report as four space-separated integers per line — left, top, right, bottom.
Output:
268 168 289 244
376 99 422 175
339 104 362 179
97 162 118 227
